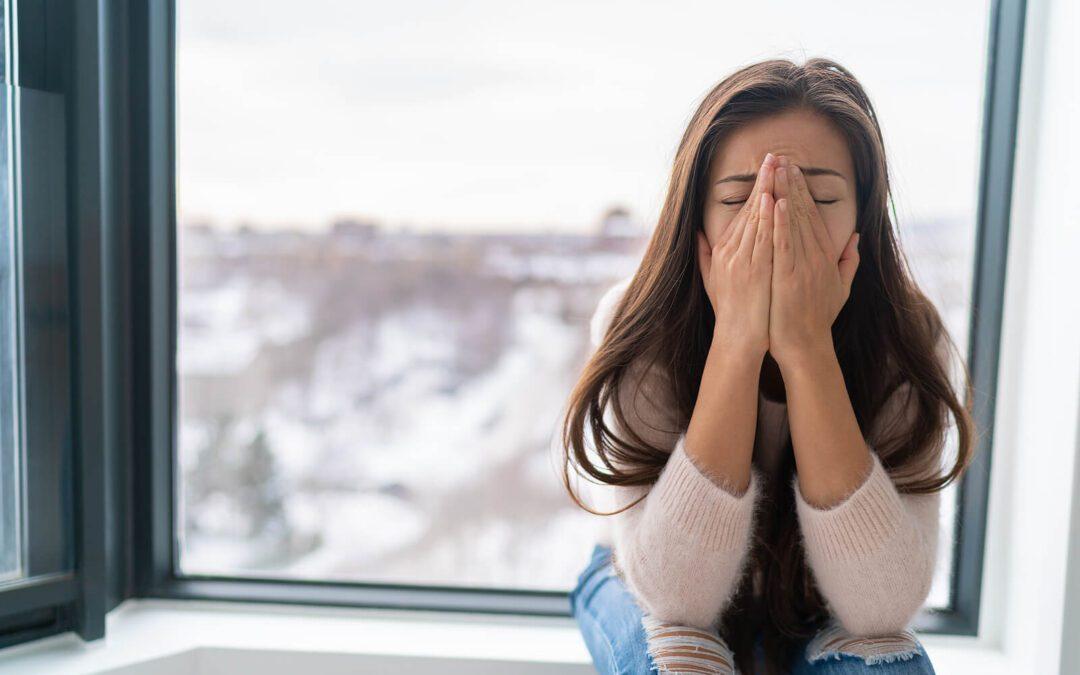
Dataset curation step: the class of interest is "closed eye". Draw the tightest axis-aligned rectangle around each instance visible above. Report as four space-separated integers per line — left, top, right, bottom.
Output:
720 198 839 205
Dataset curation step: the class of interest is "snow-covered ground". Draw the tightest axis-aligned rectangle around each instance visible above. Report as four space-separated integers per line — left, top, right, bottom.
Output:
175 219 970 606
176 226 645 590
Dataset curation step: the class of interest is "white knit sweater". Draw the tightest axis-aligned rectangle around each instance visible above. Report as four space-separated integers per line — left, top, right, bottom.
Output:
580 277 947 637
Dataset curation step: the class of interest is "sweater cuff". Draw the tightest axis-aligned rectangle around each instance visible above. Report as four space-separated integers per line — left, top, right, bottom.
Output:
646 434 761 552
793 450 906 561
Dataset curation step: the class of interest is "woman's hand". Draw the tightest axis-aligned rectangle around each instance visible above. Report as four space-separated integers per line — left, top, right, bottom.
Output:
769 158 860 371
697 153 777 357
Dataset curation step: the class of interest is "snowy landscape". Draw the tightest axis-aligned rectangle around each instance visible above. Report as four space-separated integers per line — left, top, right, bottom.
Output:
176 211 971 609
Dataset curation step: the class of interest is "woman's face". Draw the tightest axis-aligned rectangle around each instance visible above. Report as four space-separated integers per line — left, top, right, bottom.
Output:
704 108 857 262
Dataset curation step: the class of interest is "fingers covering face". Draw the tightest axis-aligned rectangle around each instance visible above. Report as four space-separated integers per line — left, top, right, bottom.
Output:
787 165 832 261
753 191 774 267
773 195 794 271
725 155 775 250
773 164 801 264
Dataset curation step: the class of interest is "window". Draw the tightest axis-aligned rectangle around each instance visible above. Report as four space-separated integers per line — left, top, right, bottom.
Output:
172 0 993 615
0 0 1027 652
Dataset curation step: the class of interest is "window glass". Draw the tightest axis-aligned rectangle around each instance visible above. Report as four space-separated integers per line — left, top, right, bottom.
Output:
176 0 989 608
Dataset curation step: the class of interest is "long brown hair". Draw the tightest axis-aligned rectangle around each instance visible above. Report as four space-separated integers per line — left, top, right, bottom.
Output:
560 57 977 674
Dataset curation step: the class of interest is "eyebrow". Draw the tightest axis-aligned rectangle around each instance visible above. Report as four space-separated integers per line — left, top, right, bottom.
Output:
714 166 847 185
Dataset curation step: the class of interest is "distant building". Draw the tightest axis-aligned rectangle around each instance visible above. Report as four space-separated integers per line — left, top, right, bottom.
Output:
331 217 380 240
598 205 640 238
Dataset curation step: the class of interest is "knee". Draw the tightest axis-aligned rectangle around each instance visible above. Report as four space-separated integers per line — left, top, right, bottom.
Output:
803 618 935 673
641 614 735 675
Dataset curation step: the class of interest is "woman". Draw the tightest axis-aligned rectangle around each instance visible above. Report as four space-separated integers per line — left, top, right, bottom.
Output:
560 57 976 675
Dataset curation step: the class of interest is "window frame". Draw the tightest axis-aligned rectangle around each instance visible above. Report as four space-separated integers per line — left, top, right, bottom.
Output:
0 0 1028 652
0 0 122 649
943 0 1028 637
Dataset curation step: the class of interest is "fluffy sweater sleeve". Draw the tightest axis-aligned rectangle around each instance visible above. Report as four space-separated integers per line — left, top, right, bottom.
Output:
791 336 952 637
585 279 764 629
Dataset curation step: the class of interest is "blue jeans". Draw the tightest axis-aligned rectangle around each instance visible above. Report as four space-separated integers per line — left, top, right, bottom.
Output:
569 543 936 674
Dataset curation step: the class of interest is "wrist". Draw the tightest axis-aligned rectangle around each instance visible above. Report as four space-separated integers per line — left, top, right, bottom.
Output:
776 338 837 379
710 331 767 367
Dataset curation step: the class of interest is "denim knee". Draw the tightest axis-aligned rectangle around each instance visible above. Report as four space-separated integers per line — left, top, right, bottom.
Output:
796 618 936 674
641 613 735 674
569 544 657 675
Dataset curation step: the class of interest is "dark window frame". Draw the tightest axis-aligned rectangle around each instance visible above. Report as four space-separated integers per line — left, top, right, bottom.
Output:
0 0 106 649
0 0 1028 652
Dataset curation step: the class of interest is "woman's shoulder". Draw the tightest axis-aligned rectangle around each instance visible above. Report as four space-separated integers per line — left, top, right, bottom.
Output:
589 275 670 390
587 276 683 451
589 275 634 349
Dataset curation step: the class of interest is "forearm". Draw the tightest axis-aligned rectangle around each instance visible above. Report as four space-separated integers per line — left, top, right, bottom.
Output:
683 334 764 495
792 453 941 635
779 341 873 508
782 342 941 635
609 435 762 628
607 337 765 628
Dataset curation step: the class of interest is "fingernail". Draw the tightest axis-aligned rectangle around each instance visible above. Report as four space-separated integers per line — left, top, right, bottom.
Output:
763 152 774 165
791 165 801 177
777 166 787 182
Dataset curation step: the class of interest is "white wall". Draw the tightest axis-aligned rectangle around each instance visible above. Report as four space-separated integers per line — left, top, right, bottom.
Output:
982 0 1080 671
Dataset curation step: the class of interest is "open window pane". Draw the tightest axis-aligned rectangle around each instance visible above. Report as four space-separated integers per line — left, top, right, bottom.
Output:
175 0 989 609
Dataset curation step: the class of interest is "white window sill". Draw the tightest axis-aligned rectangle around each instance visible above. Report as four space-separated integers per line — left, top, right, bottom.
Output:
0 599 1018 674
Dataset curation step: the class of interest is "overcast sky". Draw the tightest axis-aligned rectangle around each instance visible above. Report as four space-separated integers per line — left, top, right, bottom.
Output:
176 0 990 234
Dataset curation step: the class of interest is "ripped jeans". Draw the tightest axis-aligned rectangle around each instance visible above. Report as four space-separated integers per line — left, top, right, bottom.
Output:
568 543 936 674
